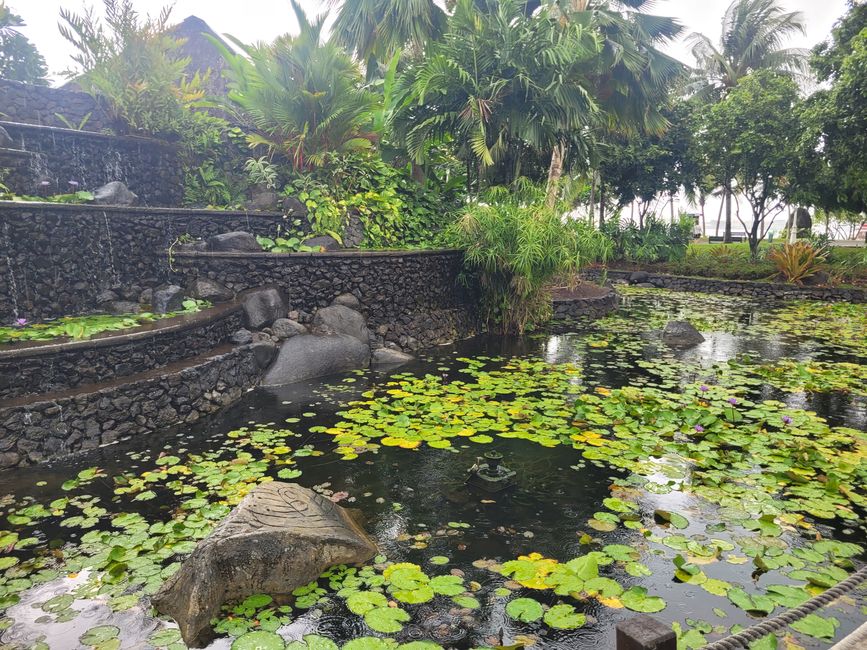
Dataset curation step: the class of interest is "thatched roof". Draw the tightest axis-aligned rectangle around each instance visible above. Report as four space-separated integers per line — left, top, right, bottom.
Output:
169 15 232 97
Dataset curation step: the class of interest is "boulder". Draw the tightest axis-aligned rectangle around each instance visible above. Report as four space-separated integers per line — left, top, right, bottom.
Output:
186 278 233 303
152 284 185 314
0 126 13 148
250 341 278 368
105 300 140 315
206 232 263 253
312 305 370 343
795 207 812 239
242 288 287 329
247 186 278 211
230 329 253 345
95 289 119 305
372 347 415 367
283 196 308 218
662 321 705 349
152 482 377 647
138 288 153 305
262 334 370 386
271 318 307 340
93 181 138 206
302 235 340 251
331 293 361 310
628 271 650 285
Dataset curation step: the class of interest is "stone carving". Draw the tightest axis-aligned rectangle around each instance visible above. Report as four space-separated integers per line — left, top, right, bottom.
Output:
152 482 377 647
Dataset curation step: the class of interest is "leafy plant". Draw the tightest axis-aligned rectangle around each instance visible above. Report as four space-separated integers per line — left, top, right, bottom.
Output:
245 157 279 190
768 241 828 284
602 215 694 264
54 112 93 131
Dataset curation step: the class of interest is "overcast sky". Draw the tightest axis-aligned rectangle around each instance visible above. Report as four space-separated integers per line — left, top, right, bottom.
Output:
10 0 851 84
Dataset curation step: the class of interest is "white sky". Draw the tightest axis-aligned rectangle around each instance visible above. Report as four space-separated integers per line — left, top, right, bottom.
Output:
10 0 850 84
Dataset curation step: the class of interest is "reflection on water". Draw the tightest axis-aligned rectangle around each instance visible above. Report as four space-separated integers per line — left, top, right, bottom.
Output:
0 292 865 649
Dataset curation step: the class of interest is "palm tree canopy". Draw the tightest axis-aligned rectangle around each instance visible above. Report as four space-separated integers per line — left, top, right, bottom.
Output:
688 0 808 98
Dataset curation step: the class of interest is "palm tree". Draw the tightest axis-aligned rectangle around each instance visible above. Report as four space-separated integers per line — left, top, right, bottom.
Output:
329 0 446 76
211 1 377 170
687 0 807 242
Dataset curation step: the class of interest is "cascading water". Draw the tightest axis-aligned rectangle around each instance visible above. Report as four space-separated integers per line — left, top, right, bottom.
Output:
102 212 119 286
2 222 21 321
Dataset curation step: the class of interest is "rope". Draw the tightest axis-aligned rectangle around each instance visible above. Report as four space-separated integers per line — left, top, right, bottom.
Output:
701 565 867 649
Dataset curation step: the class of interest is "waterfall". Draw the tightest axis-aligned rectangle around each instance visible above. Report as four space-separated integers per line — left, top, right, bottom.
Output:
2 222 20 321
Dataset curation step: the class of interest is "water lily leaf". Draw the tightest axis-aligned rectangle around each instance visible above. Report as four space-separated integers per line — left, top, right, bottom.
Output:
748 635 778 649
147 629 182 647
543 604 586 629
429 575 464 596
231 631 286 650
621 587 666 613
429 556 449 565
654 510 688 529
583 577 623 597
364 606 410 633
506 597 544 622
342 639 397 650
80 626 120 646
397 643 443 650
789 614 839 640
453 595 480 609
346 591 388 615
392 585 434 604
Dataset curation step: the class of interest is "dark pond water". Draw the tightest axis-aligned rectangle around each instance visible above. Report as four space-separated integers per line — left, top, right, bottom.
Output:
0 288 865 650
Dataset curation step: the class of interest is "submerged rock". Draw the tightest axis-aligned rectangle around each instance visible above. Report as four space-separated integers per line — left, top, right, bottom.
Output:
242 287 287 329
262 334 370 385
372 347 415 367
152 482 377 647
206 231 262 253
93 181 138 206
312 305 369 343
662 320 705 348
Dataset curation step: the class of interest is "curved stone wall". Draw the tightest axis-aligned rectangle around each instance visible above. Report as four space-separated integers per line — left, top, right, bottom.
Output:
0 302 243 400
173 250 478 350
551 287 618 324
1 121 183 206
0 202 288 321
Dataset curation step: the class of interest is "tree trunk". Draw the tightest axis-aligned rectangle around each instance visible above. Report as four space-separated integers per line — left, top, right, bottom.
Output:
700 194 706 237
545 141 566 208
599 185 605 228
588 173 596 226
723 180 732 243
670 193 675 223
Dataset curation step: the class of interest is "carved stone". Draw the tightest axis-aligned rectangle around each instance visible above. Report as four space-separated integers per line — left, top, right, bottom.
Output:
152 482 377 647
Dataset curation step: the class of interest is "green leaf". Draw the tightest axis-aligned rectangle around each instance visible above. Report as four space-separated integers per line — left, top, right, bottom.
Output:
346 591 388 615
363 606 410 633
80 626 121 646
621 587 666 613
231 631 286 650
789 614 839 640
543 604 586 629
452 595 480 609
506 598 544 622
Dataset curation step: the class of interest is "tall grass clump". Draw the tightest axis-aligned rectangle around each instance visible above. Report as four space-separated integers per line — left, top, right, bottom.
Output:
447 182 611 334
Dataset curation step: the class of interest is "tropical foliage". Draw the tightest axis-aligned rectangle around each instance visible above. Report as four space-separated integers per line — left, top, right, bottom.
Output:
0 2 48 84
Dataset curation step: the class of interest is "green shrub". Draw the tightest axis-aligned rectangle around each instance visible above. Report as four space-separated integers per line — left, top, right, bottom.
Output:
446 182 611 334
602 216 693 264
769 241 829 284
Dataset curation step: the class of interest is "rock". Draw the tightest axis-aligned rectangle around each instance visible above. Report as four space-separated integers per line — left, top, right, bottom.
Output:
804 270 831 286
230 329 253 345
283 196 308 217
262 334 370 386
93 181 138 206
250 341 278 368
795 207 812 238
242 288 287 329
372 348 415 367
95 289 119 304
628 271 650 285
271 318 307 340
206 232 263 253
661 321 705 348
105 300 140 315
0 126 13 148
342 210 365 248
152 284 185 314
247 186 278 211
312 305 370 343
139 288 153 305
302 235 340 251
331 293 361 310
152 482 377 647
186 278 233 303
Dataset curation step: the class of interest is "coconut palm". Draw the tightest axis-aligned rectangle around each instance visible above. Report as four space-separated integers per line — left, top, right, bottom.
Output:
687 0 807 242
688 0 808 98
211 1 377 170
328 0 446 76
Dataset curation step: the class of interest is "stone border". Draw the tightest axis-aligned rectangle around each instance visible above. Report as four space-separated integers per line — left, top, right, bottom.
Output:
0 301 243 400
0 344 268 468
551 286 619 324
583 268 867 303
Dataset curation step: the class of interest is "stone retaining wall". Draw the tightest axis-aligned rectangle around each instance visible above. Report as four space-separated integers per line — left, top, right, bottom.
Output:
0 79 114 132
551 288 619 324
0 121 182 205
0 303 243 400
0 344 265 468
173 250 478 350
583 269 867 303
0 203 288 321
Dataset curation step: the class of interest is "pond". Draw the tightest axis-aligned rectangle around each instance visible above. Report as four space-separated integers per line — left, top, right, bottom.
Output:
0 287 865 650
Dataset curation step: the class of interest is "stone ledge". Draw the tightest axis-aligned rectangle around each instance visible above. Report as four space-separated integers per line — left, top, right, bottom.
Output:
0 201 286 219
0 344 265 468
551 286 619 325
